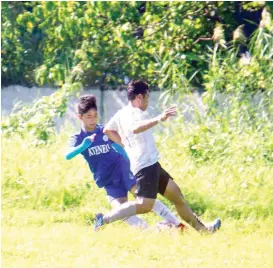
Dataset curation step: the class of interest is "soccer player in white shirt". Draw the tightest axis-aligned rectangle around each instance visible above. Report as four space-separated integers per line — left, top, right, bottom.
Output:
94 80 221 233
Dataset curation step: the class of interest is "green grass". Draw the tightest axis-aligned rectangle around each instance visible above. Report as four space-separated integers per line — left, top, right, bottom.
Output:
2 121 273 267
2 209 273 268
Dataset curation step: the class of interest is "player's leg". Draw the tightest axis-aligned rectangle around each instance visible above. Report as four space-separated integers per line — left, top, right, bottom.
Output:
158 164 221 233
163 179 208 232
126 169 182 225
107 160 161 218
99 197 154 227
95 163 159 228
129 184 183 227
110 196 148 229
103 178 149 227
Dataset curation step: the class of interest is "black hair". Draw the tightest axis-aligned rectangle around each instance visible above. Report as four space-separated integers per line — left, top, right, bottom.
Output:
77 94 97 114
127 80 149 100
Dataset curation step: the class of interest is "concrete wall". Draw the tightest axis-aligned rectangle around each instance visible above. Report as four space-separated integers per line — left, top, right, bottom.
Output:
1 85 206 130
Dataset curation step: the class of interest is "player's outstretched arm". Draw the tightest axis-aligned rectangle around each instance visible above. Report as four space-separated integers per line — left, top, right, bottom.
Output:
65 134 96 160
132 105 177 134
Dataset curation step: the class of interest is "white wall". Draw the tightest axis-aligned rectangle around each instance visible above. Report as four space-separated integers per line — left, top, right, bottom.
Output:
1 85 206 130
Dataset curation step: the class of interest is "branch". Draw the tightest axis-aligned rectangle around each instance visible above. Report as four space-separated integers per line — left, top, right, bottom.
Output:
193 37 213 45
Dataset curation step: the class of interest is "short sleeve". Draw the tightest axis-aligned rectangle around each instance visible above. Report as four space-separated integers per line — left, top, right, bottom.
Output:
105 113 119 131
97 125 114 143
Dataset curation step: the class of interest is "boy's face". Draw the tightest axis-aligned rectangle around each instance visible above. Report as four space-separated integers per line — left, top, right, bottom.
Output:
78 109 98 131
138 92 149 111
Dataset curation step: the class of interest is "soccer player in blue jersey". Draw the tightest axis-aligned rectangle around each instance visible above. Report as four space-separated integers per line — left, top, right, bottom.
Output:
66 94 185 229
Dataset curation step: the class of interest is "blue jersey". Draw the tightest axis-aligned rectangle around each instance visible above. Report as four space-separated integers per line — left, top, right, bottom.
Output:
68 125 124 188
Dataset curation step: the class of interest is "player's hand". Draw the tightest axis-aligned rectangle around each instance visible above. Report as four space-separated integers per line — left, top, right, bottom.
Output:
89 133 96 142
159 105 177 122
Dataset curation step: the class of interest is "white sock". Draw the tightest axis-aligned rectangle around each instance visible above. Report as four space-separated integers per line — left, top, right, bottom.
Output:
152 199 181 226
124 216 149 229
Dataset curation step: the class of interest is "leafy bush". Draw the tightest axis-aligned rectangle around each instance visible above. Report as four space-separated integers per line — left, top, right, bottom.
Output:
203 8 273 96
2 1 271 88
1 80 82 144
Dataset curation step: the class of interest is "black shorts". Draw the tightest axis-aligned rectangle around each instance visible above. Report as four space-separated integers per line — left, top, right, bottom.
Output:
135 162 173 199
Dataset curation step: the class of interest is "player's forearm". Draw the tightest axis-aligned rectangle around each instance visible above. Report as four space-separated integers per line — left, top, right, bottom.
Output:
132 116 161 134
103 129 124 146
65 137 92 160
112 143 129 162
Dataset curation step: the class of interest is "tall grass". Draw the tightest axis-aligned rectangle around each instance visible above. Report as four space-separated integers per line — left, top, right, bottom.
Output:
2 111 273 221
2 119 273 267
156 112 273 220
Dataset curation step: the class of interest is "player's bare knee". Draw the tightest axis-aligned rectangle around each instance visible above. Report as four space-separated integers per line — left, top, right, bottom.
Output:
143 203 154 213
134 203 147 213
135 198 154 213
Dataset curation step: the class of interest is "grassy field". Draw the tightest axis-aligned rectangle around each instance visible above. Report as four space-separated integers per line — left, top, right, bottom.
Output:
2 122 273 267
2 209 273 268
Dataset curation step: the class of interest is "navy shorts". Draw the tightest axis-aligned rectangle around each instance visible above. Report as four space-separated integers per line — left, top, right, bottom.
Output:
103 159 136 202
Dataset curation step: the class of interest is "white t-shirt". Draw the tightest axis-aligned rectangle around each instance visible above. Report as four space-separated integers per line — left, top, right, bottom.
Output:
105 104 159 175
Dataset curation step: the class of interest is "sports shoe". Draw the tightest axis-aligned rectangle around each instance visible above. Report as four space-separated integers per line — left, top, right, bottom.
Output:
207 218 221 233
94 213 105 230
156 220 175 231
156 220 186 232
176 222 187 232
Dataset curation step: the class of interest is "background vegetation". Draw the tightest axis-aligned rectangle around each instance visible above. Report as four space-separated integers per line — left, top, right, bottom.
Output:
1 1 273 267
2 1 273 89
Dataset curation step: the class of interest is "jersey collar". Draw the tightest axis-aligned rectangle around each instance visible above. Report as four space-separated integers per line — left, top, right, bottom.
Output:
81 124 98 134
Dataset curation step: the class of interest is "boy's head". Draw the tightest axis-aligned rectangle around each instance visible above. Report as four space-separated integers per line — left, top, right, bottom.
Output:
77 94 98 131
127 80 149 111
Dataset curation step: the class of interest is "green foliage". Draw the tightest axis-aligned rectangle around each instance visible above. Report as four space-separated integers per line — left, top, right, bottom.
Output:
154 14 273 218
156 111 273 219
1 80 82 144
2 1 270 89
203 8 273 96
1 2 43 85
1 131 108 211
2 114 273 220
